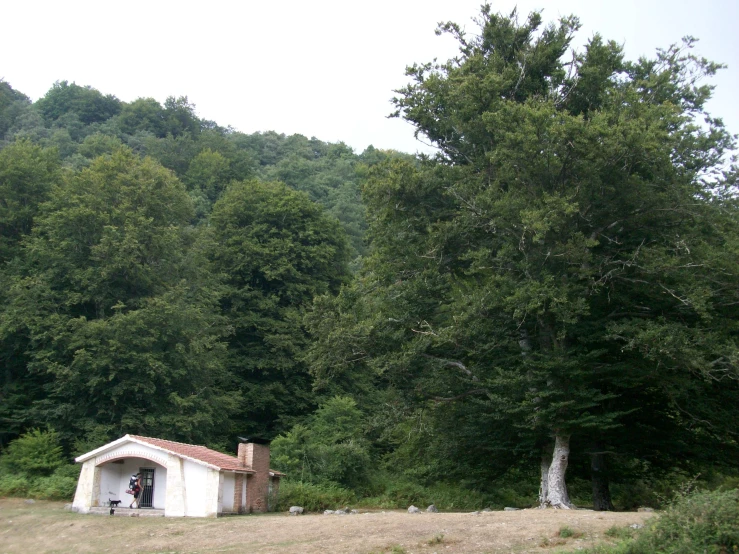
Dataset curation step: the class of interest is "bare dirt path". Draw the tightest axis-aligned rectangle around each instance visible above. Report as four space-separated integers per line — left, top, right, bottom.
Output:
0 499 654 554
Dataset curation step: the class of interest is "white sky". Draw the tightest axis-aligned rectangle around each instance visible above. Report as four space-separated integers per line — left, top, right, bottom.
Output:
2 0 738 155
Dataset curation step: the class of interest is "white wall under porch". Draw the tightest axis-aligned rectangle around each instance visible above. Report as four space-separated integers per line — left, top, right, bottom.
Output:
97 457 167 509
221 472 235 513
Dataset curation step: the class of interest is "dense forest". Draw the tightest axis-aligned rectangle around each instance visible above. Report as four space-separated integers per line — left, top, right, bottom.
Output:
1 6 738 512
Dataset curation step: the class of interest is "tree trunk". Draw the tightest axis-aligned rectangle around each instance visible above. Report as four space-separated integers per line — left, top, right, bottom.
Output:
538 448 551 507
541 433 574 509
591 445 614 511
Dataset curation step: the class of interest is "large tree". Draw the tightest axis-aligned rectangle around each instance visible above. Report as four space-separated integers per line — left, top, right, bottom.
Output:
206 179 350 439
0 140 60 446
35 81 121 126
309 6 739 508
2 147 236 446
0 80 31 140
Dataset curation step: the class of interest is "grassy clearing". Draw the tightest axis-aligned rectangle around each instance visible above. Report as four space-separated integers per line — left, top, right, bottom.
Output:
570 488 739 554
0 497 655 554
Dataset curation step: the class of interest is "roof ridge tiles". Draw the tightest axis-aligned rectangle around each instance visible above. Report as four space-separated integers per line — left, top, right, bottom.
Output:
129 434 208 449
127 435 249 471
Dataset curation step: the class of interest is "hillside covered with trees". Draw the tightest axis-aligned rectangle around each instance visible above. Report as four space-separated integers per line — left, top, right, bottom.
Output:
1 5 738 513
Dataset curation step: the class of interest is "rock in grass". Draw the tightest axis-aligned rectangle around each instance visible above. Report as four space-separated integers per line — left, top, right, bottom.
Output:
427 504 438 513
408 505 421 514
289 506 304 515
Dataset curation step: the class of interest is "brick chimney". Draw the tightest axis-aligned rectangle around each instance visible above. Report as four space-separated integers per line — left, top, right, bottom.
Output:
237 441 271 513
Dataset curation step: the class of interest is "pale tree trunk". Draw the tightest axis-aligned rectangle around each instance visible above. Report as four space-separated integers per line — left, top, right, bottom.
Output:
538 449 551 507
540 434 574 509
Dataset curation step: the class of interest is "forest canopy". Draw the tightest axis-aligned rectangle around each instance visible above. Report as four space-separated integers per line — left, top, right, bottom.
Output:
0 4 737 511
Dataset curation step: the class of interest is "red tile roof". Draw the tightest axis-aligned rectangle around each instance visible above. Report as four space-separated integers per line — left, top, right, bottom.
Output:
129 435 254 473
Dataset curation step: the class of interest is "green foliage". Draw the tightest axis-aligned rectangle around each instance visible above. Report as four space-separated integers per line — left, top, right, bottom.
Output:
2 148 236 445
0 473 29 496
142 132 199 175
77 133 123 160
35 81 121 125
272 397 371 488
118 98 166 137
607 469 692 511
162 96 201 138
1 8 737 510
559 526 582 538
274 479 355 512
0 140 59 263
1 78 365 454
184 148 231 202
207 181 350 438
628 489 739 554
605 526 636 540
310 4 739 509
357 472 488 510
0 140 62 445
0 430 78 499
0 429 65 477
0 80 31 139
6 79 370 264
483 468 540 509
578 489 739 554
257 135 370 259
28 468 78 500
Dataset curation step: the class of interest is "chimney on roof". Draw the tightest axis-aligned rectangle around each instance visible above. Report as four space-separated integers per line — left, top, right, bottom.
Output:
237 439 272 513
237 440 270 470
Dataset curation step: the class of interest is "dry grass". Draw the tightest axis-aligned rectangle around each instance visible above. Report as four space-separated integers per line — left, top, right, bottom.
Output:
0 498 655 553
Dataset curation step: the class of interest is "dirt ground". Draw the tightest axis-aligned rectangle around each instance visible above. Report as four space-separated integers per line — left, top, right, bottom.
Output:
0 498 655 554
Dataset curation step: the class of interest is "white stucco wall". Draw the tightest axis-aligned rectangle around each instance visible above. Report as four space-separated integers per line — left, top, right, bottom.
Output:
164 454 186 517
221 472 235 512
98 462 124 505
205 468 221 518
153 466 166 508
72 459 98 513
183 459 208 517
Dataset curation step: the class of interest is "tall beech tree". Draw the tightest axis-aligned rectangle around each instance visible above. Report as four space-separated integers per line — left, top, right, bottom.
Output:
309 7 739 508
206 179 350 438
2 148 236 446
0 141 60 446
35 81 121 126
0 140 60 264
0 80 30 140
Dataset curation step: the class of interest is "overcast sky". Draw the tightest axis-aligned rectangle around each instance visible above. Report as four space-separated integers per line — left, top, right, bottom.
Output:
3 0 737 155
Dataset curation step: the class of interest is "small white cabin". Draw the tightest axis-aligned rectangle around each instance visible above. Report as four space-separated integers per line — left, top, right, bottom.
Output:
72 434 283 517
